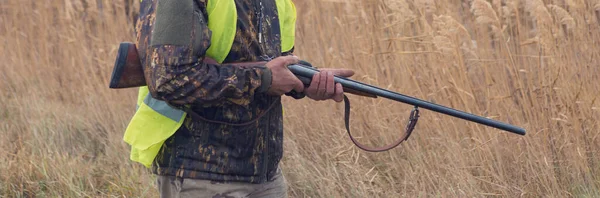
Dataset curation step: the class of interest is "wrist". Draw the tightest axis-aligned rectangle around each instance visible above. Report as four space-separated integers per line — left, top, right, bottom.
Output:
257 67 273 93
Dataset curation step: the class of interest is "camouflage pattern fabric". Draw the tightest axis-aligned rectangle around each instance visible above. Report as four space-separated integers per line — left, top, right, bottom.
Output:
135 0 294 184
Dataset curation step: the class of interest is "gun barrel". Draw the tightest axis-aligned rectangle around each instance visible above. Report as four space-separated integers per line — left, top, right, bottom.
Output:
288 64 526 136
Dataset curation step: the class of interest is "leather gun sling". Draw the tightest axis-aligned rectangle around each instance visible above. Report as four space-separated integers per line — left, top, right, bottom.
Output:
181 93 419 152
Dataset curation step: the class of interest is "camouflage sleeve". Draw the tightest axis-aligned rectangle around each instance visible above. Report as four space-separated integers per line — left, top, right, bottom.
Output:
143 0 271 106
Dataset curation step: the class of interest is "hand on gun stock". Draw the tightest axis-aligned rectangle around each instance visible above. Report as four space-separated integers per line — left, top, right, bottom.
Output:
265 55 305 96
265 55 356 102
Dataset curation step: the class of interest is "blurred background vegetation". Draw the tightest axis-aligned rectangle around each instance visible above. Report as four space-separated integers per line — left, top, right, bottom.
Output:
1 0 599 197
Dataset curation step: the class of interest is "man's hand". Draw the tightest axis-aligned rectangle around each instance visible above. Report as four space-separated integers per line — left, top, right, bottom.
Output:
265 56 304 96
305 68 355 102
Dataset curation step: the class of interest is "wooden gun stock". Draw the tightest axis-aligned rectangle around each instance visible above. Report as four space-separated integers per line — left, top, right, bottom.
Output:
109 42 145 88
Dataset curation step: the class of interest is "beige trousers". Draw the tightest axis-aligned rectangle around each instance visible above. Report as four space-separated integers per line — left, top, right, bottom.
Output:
156 169 287 198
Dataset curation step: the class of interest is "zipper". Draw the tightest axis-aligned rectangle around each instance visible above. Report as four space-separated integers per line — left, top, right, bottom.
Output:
251 0 269 181
255 0 271 181
255 0 274 61
257 1 264 44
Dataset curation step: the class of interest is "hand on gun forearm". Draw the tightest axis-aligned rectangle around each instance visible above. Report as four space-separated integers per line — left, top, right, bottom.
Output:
265 56 305 96
305 68 355 102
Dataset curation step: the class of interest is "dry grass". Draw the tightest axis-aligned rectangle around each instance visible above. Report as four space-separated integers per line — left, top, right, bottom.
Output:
1 0 599 197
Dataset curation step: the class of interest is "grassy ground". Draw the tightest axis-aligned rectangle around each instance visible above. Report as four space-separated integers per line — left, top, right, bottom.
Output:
1 0 600 197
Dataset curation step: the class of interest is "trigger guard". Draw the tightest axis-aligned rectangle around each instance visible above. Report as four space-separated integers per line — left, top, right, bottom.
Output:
285 90 305 99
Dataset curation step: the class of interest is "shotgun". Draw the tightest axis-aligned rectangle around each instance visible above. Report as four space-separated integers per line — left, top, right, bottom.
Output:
109 42 525 152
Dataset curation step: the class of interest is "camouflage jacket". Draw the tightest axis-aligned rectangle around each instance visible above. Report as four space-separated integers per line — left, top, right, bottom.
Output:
135 0 296 183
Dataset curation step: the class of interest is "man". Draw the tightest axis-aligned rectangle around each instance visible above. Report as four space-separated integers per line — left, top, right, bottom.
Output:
132 0 354 197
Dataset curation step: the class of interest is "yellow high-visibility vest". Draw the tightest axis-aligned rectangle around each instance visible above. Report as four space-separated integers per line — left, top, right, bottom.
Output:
125 0 296 168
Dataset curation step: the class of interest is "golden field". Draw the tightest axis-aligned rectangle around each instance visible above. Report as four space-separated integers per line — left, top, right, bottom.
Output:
1 0 599 197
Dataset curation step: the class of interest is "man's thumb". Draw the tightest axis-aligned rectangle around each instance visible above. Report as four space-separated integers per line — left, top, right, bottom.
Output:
292 78 304 93
283 55 300 67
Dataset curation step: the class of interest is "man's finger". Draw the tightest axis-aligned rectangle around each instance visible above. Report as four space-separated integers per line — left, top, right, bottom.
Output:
332 83 344 102
326 71 335 98
305 73 320 97
322 68 355 77
317 72 327 98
